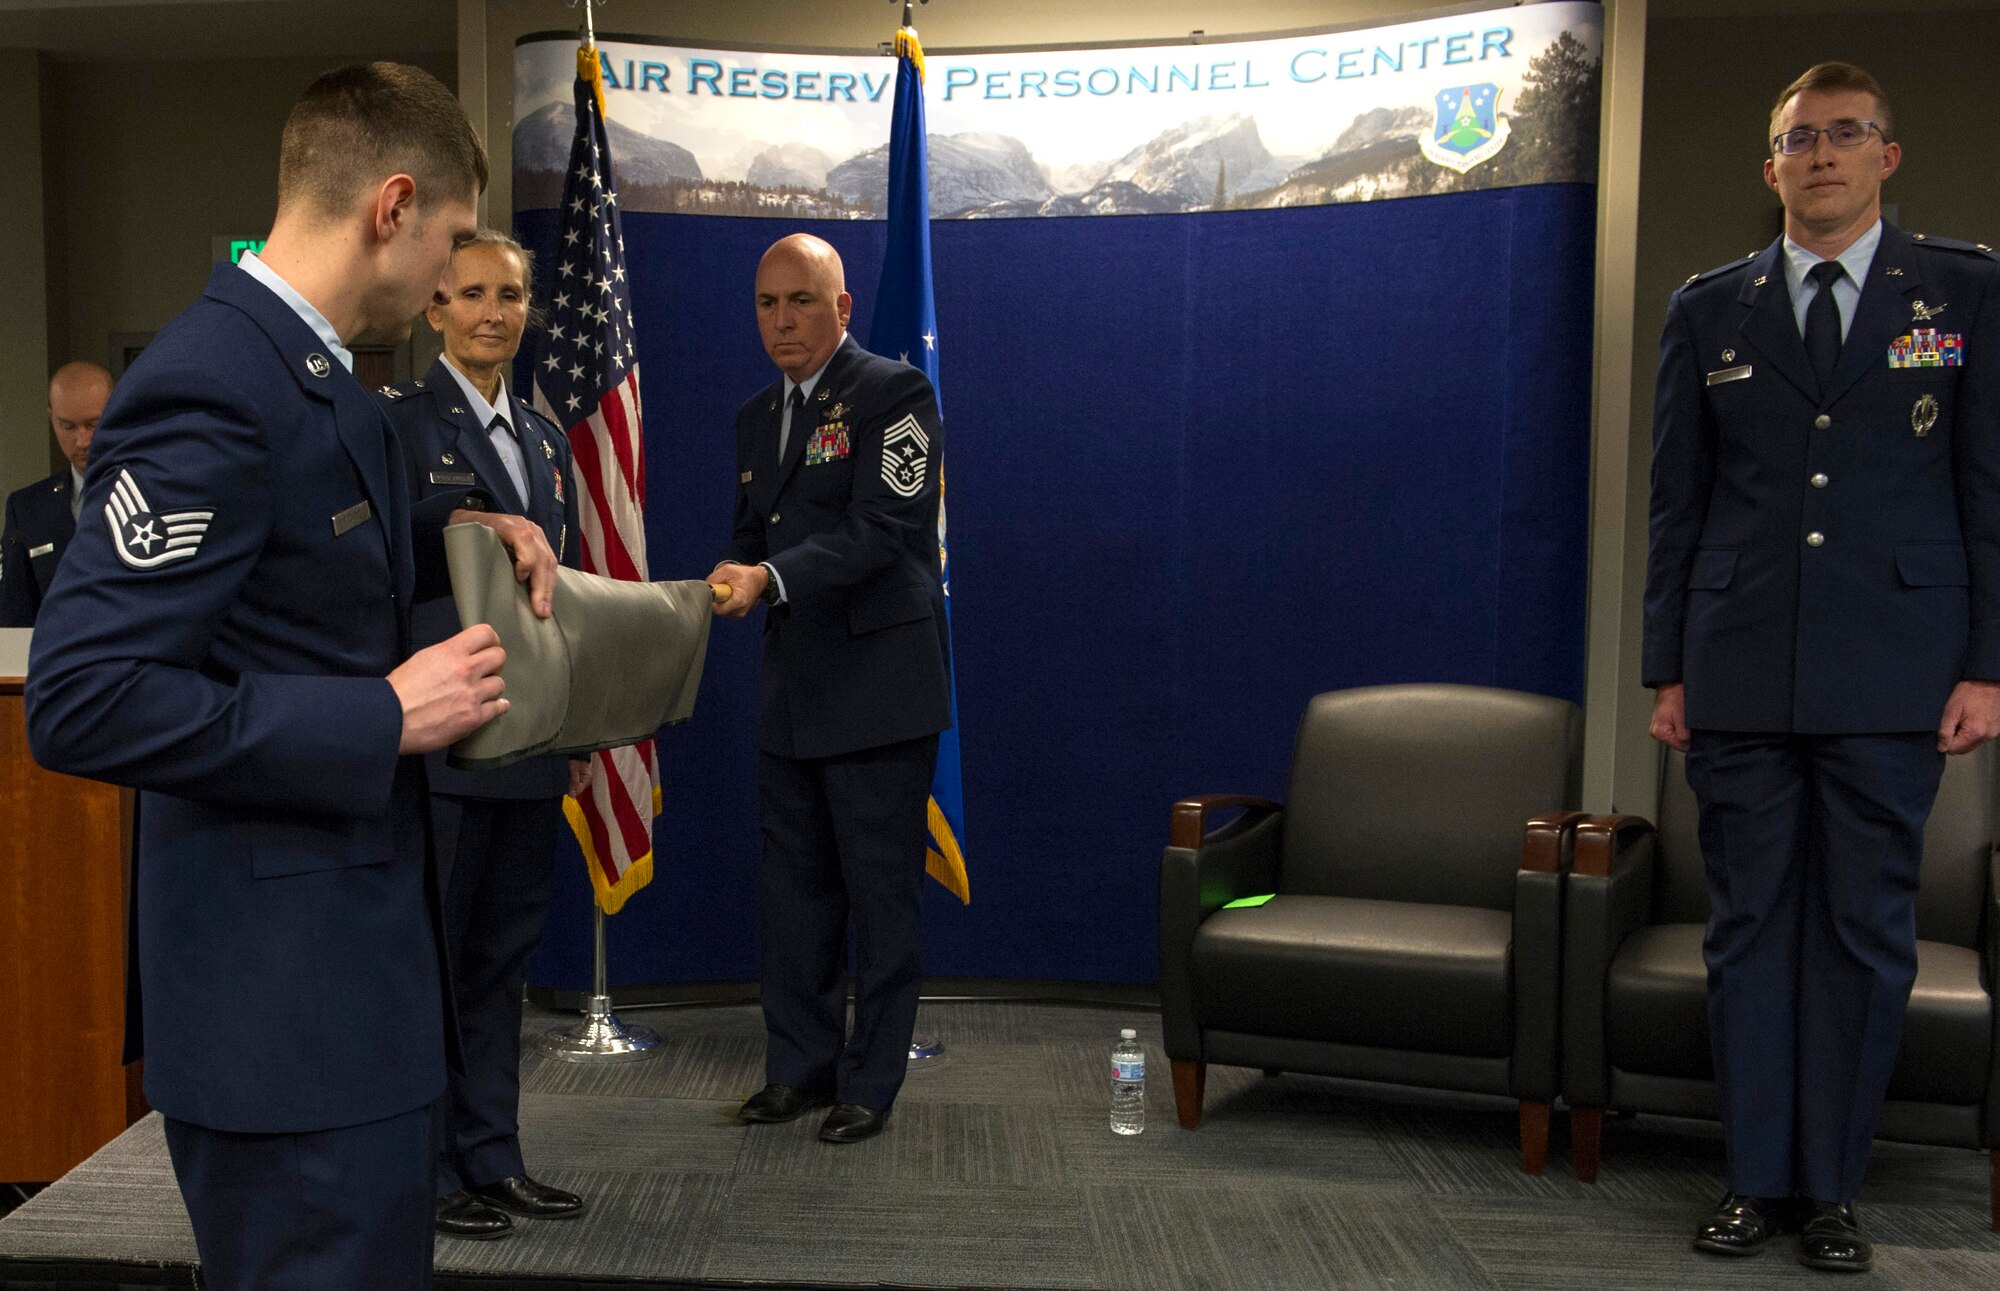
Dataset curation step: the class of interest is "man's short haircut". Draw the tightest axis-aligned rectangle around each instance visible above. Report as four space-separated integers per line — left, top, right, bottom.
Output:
1770 62 1894 143
278 62 489 218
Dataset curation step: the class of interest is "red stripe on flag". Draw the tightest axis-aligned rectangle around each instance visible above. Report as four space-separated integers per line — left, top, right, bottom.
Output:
599 384 643 501
566 425 641 581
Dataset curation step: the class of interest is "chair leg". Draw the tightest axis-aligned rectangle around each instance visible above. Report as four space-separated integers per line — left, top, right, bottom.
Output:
1518 1100 1550 1175
1572 1106 1604 1183
1171 1059 1205 1130
1989 1149 1999 1233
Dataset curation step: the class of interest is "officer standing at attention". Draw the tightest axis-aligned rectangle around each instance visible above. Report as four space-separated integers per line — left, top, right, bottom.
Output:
710 233 952 1144
0 362 112 626
25 63 558 1291
378 229 590 1240
1645 61 2000 1272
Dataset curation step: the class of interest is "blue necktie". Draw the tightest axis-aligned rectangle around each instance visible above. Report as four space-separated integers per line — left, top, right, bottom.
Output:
1804 260 1846 392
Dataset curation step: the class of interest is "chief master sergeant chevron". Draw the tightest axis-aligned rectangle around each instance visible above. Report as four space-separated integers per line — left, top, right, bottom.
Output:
24 62 558 1291
1643 61 2000 1273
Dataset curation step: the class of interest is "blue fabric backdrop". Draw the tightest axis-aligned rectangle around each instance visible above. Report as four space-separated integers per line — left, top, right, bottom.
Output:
520 182 1596 988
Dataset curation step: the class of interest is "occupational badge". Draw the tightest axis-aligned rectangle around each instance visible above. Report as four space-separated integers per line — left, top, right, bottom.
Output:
880 414 929 498
105 468 215 571
1912 394 1939 438
1912 300 1947 323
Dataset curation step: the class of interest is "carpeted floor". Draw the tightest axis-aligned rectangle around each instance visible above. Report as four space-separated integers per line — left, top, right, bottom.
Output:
2 999 1997 1289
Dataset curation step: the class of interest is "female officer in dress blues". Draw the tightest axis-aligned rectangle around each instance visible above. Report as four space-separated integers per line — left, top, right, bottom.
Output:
377 231 589 1241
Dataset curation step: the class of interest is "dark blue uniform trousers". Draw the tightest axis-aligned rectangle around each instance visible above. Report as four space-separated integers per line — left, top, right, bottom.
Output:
759 733 938 1113
429 793 561 1196
1687 730 1944 1203
162 1104 433 1290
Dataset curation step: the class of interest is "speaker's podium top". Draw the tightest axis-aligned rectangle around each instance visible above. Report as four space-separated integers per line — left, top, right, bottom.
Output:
0 627 28 687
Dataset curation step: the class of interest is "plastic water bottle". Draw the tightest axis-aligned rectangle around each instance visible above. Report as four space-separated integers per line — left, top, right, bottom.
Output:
1110 1028 1145 1135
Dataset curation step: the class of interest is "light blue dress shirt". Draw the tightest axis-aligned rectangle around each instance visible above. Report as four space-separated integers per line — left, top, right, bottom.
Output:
1782 219 1882 342
236 251 354 372
439 360 531 507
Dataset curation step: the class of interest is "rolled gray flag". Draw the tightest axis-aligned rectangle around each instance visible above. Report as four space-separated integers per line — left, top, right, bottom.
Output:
443 522 713 769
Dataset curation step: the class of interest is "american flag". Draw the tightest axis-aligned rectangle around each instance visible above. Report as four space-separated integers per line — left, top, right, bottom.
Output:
532 48 658 915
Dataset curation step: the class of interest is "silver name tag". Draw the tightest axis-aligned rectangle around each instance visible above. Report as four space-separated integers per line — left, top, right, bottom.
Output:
28 542 54 558
1705 364 1754 386
429 470 477 486
331 501 373 537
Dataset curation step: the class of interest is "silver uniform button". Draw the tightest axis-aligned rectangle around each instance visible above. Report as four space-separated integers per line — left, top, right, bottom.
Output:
770 513 781 524
1806 531 1825 547
1810 473 1829 488
1814 414 1832 430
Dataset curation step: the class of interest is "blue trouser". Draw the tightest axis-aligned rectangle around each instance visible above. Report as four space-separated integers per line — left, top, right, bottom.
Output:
1687 730 1944 1203
429 793 561 1196
759 733 938 1113
163 1103 433 1291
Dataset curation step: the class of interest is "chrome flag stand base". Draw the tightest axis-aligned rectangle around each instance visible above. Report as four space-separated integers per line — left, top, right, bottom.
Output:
536 906 661 1064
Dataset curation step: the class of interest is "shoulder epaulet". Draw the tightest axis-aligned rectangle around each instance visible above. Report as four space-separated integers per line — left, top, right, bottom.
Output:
1909 233 1998 260
521 403 562 437
1683 253 1758 289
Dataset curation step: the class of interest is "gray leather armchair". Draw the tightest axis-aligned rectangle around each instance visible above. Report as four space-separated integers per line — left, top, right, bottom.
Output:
1159 684 1583 1172
1562 743 2000 1229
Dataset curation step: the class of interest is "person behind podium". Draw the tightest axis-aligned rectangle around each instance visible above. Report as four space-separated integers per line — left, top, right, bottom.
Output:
709 234 951 1144
377 230 589 1240
0 361 111 626
24 62 558 1291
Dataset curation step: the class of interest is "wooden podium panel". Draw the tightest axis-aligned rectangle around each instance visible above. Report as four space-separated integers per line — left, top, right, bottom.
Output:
0 679 139 1182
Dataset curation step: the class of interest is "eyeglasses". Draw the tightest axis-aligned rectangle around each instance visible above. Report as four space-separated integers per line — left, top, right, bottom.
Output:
1772 120 1884 155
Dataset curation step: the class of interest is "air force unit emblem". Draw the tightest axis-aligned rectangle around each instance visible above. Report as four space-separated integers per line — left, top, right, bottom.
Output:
105 468 215 570
1420 83 1510 174
880 415 929 499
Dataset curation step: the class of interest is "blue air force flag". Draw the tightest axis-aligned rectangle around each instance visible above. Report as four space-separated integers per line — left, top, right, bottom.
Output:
869 28 969 904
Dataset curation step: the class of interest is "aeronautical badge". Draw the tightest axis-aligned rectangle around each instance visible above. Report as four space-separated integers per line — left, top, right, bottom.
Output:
1419 83 1510 174
105 468 214 570
880 415 929 498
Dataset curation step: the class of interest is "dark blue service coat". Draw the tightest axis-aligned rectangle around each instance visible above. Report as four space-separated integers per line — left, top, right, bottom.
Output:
1644 224 2000 729
24 263 476 1134
722 335 952 759
0 468 77 626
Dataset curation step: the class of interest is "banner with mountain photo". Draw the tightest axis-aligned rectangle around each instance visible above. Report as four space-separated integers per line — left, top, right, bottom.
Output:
517 3 1602 991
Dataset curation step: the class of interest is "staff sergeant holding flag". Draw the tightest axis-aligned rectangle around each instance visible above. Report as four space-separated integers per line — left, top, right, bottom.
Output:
710 233 952 1144
24 62 559 1290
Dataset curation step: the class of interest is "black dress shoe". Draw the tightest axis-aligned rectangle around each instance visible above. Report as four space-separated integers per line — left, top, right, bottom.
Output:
435 1191 512 1240
818 1103 887 1143
739 1083 830 1124
1692 1194 1792 1257
470 1174 586 1220
1799 1201 1873 1273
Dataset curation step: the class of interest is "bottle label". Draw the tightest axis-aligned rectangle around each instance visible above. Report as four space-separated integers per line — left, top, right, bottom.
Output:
1113 1059 1144 1081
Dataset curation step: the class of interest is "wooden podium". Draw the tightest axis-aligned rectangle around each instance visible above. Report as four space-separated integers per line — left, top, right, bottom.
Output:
1 660 144 1183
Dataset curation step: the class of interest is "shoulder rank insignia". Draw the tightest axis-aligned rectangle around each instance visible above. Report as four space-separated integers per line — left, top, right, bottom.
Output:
880 415 929 498
105 468 214 571
379 385 403 400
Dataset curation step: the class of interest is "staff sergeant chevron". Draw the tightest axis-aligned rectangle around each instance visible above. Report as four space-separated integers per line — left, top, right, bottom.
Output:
105 467 215 571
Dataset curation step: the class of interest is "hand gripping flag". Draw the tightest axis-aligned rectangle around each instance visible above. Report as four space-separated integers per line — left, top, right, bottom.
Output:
529 46 659 914
870 27 969 904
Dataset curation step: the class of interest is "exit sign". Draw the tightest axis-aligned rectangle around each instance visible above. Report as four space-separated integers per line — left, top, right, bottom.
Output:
210 236 266 265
